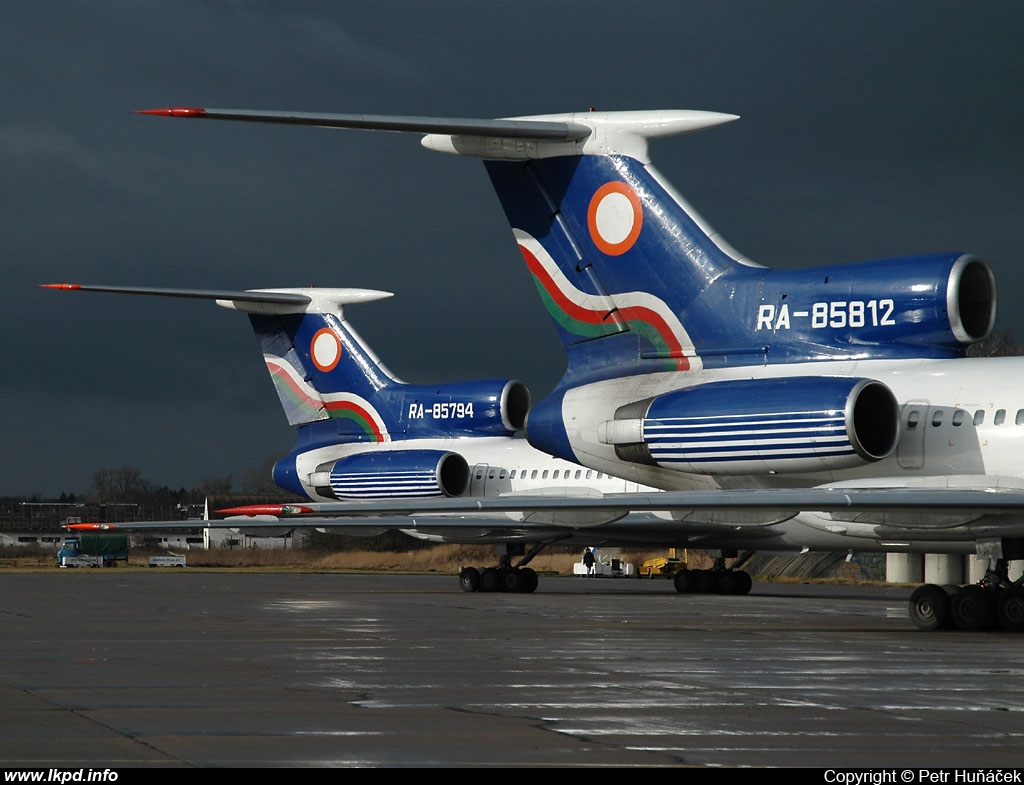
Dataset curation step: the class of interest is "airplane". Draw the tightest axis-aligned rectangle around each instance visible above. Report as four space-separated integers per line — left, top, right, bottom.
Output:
43 282 777 595
113 106 1024 634
51 281 1015 604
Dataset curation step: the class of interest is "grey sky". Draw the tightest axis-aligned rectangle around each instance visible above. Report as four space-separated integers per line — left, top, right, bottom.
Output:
4 1 1023 497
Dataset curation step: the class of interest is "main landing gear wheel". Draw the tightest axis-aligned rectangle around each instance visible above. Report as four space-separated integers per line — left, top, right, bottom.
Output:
503 567 538 593
950 585 997 632
673 568 752 595
909 555 1024 632
471 566 537 593
459 567 480 593
673 569 696 594
908 584 954 631
458 542 542 594
996 586 1024 632
479 567 503 592
910 580 1024 632
717 569 753 596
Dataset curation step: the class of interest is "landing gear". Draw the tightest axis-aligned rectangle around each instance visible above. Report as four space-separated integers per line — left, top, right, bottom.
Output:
673 552 753 596
908 584 954 631
459 566 480 592
995 586 1024 632
909 555 1024 632
951 585 997 631
458 544 544 593
463 565 537 593
672 568 753 595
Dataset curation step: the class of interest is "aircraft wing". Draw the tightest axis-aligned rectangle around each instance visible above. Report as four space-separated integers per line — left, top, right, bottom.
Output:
78 482 1024 545
217 484 1024 522
79 478 1024 528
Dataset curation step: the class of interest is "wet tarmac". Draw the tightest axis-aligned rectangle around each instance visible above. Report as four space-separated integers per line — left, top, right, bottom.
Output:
2 572 1022 768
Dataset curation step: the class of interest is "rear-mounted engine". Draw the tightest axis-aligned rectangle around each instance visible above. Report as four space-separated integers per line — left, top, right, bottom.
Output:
600 376 899 475
309 449 470 499
394 379 531 438
756 253 996 357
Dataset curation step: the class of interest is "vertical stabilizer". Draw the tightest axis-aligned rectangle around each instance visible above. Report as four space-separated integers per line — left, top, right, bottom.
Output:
217 288 398 442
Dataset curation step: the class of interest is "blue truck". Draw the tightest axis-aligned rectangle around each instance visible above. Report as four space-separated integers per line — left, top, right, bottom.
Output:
56 534 130 568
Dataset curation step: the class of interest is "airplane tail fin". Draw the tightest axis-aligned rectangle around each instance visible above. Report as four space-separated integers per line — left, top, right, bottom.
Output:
238 288 399 441
483 150 760 377
40 284 401 441
465 115 993 381
42 284 532 499
132 108 996 382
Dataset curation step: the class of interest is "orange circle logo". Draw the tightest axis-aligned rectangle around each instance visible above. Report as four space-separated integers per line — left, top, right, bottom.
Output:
587 181 643 256
310 328 342 372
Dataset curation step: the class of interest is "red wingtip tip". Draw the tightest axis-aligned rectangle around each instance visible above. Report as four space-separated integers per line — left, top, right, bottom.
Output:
40 283 81 290
135 107 207 118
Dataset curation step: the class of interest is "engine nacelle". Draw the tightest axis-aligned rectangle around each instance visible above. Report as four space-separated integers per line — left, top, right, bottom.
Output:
599 377 899 475
756 253 996 358
309 449 470 500
388 379 531 438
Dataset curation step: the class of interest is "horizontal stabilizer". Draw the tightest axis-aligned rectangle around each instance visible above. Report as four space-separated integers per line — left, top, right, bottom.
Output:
136 107 739 160
40 284 393 315
137 107 593 141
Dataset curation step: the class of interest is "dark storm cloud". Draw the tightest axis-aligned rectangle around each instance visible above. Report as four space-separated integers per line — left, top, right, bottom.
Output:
3 1 1023 496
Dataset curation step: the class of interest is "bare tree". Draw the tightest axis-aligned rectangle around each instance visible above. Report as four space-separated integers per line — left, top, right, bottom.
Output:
91 466 149 502
192 475 234 497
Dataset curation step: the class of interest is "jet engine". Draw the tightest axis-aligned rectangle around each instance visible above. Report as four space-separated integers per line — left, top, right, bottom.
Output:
392 378 531 437
756 253 996 358
599 376 899 475
308 449 470 500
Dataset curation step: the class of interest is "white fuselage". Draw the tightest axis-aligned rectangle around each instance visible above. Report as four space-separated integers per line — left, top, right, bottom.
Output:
560 356 1024 491
295 435 657 503
288 356 1024 554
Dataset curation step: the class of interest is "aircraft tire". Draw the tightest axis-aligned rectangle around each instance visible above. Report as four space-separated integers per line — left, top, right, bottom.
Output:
951 585 997 631
715 570 739 595
715 570 752 595
479 568 503 593
908 584 953 631
519 568 538 593
503 569 523 593
996 586 1024 632
693 569 716 593
673 569 694 594
459 567 480 593
730 570 753 596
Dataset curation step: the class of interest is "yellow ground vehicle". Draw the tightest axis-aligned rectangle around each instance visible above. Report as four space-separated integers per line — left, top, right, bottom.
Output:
640 549 687 578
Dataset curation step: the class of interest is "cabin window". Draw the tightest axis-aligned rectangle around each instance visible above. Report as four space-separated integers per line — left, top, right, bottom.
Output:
906 410 920 429
575 470 581 479
931 410 943 427
542 470 549 479
995 409 1006 426
1016 410 1024 426
974 410 985 426
531 470 538 479
553 470 559 479
586 471 593 479
952 410 964 427
499 469 507 479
